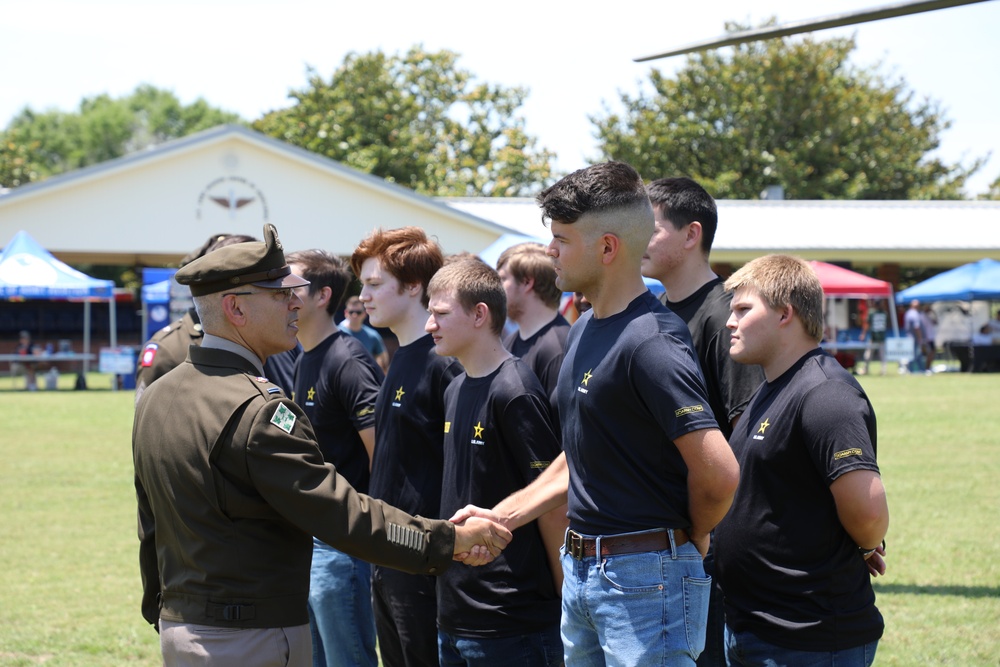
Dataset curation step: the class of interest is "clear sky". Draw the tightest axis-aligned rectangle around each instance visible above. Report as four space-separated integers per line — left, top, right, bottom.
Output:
3 0 997 195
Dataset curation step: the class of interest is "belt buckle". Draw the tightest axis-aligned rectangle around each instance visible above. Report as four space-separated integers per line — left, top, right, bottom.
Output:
567 531 584 560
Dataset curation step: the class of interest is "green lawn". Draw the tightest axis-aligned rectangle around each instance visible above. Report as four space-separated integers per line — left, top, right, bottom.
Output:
0 371 997 665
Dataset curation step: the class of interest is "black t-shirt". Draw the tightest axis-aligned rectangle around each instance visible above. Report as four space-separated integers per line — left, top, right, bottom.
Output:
369 334 463 518
437 357 562 637
558 290 718 535
293 332 382 492
265 344 302 397
663 278 764 439
502 313 571 398
714 349 884 651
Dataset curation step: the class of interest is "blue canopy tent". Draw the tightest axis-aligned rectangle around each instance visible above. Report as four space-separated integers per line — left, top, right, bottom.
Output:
0 230 116 374
896 258 1000 303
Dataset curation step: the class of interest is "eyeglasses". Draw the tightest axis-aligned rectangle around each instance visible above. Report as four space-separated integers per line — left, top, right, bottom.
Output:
223 288 296 302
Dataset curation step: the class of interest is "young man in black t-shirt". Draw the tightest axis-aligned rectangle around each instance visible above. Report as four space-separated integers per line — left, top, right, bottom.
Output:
351 227 462 667
454 162 740 666
427 258 564 666
288 250 384 667
717 255 889 666
497 242 571 400
642 177 764 666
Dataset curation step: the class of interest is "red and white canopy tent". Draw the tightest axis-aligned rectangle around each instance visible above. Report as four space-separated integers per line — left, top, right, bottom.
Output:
808 260 900 338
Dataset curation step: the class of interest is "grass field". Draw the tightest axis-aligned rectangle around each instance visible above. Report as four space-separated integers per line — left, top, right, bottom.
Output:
0 370 998 665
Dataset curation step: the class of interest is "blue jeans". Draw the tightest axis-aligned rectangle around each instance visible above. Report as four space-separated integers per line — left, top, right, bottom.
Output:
724 627 878 667
308 539 377 667
560 530 711 667
438 626 564 666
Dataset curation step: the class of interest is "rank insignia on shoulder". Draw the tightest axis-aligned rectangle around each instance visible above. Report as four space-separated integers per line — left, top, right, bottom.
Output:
270 403 296 434
267 387 281 394
140 344 158 367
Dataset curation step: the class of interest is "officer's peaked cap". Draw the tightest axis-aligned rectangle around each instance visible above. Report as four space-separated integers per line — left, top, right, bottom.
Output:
175 224 310 297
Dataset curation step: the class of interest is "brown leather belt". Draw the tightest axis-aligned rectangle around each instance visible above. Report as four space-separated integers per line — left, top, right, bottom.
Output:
565 528 689 560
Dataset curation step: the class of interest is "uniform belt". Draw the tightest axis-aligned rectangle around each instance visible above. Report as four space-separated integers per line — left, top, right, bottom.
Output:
565 528 688 560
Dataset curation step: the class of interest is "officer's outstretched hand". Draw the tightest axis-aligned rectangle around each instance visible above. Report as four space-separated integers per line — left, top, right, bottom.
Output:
452 516 512 565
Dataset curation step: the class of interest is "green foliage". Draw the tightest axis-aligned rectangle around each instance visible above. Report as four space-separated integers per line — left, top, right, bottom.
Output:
979 173 1000 200
0 126 43 188
593 24 982 200
252 45 555 197
4 84 243 181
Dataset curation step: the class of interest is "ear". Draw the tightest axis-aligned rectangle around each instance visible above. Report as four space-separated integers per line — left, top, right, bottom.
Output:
222 295 247 327
777 304 795 327
473 303 490 329
521 276 535 293
599 233 621 266
316 285 333 307
684 222 703 251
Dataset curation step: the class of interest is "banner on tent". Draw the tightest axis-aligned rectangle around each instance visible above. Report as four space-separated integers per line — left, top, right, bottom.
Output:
885 336 915 363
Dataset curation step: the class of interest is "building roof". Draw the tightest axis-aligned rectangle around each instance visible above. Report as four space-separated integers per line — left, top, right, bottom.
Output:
443 197 1000 268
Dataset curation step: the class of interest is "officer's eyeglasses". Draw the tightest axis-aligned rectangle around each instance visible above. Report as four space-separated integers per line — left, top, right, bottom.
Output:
223 288 296 302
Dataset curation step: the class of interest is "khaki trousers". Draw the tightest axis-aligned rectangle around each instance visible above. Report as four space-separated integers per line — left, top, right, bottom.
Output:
159 620 311 667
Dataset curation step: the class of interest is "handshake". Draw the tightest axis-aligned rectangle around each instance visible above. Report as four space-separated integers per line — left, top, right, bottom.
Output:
449 505 510 566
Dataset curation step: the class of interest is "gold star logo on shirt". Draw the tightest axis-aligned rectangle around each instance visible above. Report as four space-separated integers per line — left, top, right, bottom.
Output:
395 386 405 401
307 387 316 401
473 421 484 439
757 418 771 434
581 369 593 386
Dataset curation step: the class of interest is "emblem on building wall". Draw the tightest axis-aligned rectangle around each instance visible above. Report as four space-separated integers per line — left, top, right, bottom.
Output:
196 176 269 224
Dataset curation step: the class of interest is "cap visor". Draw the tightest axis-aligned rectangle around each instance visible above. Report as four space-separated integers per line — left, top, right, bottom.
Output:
252 273 311 290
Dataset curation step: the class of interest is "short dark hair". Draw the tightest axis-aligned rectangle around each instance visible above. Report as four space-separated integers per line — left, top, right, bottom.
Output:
350 227 444 308
645 177 718 255
427 257 507 337
535 161 650 226
286 249 352 316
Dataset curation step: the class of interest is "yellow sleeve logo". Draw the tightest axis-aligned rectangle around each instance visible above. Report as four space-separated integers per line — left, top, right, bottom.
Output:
834 448 863 460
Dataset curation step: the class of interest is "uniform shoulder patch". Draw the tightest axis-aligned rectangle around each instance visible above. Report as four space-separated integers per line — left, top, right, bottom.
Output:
270 403 297 434
140 343 159 367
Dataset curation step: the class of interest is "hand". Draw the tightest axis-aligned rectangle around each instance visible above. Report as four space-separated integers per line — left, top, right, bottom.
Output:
864 544 887 577
452 516 512 566
690 531 710 559
449 504 503 527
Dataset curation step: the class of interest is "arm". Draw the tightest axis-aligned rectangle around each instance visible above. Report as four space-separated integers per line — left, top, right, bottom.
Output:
830 469 889 573
673 428 740 557
358 426 376 472
536 503 568 593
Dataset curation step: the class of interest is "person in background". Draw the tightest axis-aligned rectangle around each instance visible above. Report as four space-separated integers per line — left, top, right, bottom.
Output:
133 224 511 666
859 300 889 376
497 241 571 399
641 176 764 666
717 254 889 667
287 250 384 667
903 299 924 373
426 258 565 666
13 329 41 391
339 295 390 372
921 304 938 374
350 226 464 667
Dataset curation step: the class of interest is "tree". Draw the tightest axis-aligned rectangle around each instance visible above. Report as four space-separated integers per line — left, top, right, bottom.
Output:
0 126 42 189
253 46 555 197
4 85 242 181
592 25 982 199
979 174 1000 201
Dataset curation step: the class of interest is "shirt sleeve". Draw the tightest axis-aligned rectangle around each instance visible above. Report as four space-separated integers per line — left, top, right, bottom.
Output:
799 381 880 485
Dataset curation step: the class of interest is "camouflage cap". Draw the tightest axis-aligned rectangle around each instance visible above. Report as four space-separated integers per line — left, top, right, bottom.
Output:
174 224 310 297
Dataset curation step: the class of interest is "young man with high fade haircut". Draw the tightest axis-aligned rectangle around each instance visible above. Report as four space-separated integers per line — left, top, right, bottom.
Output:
497 242 571 399
286 249 384 667
350 226 464 667
455 162 740 666
717 254 889 667
642 176 764 666
426 258 565 666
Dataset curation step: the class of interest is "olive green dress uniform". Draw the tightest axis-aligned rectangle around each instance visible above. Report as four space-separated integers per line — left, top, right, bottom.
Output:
133 309 203 404
132 224 457 635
